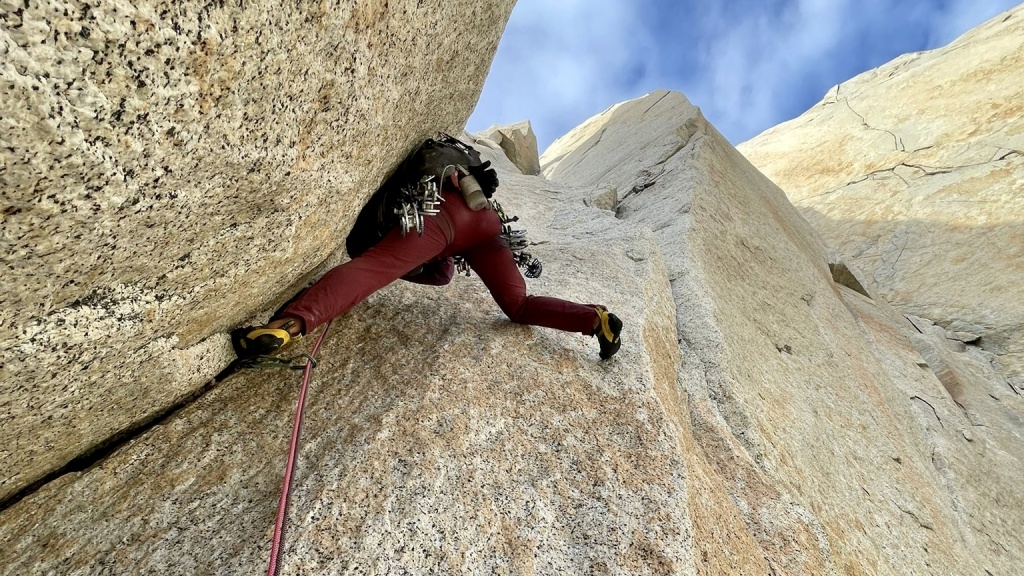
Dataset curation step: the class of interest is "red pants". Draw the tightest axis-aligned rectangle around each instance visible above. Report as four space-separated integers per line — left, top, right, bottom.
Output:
282 191 599 335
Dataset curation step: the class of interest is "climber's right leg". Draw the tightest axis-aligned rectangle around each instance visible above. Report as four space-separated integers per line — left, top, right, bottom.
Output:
463 235 622 358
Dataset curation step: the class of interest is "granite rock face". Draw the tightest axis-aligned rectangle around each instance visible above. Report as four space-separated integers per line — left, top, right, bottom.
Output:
4 5 1024 572
738 5 1024 393
4 88 1021 574
0 0 515 502
0 133 696 575
482 119 542 175
543 89 1023 574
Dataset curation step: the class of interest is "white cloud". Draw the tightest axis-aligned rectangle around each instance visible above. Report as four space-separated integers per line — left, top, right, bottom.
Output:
467 0 1022 151
678 0 863 143
466 0 658 150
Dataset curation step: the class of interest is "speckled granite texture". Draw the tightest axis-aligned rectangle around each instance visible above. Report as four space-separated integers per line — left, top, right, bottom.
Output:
0 0 515 501
482 120 541 175
543 90 1022 575
3 4 1023 575
3 96 1021 573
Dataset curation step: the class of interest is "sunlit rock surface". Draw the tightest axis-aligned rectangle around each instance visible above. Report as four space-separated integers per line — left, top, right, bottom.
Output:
0 0 515 502
4 87 1021 573
3 5 1023 574
738 5 1024 394
543 89 1022 574
0 133 695 574
481 119 542 175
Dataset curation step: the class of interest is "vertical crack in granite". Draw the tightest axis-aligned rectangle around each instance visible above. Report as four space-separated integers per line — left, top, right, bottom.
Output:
0 0 519 502
0 369 223 513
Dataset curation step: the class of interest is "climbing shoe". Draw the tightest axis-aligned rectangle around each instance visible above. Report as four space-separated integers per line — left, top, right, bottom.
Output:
231 326 293 359
594 306 622 360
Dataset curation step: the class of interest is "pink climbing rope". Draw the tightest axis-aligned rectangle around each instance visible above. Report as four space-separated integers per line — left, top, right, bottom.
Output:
266 320 333 576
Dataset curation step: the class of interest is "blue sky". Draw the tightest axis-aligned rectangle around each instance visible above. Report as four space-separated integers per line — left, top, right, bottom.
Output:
466 0 1021 152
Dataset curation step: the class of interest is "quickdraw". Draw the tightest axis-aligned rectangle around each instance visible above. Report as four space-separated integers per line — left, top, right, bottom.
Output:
394 175 445 237
493 200 543 279
452 200 543 279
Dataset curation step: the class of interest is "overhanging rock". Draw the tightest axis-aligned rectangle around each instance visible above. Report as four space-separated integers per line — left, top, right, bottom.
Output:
0 0 516 503
6 88 1022 573
0 137 705 574
4 6 1023 568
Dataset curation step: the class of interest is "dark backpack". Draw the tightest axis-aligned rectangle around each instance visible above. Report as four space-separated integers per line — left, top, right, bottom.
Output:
346 134 486 258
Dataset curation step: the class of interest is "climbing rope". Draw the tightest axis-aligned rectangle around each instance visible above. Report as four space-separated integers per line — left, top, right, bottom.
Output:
266 320 333 576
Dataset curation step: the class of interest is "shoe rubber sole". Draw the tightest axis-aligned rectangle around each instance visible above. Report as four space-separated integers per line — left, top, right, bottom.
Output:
233 327 291 358
596 309 622 360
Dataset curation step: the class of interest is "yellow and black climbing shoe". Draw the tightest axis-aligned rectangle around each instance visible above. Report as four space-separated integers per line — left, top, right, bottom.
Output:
231 326 292 359
594 306 623 360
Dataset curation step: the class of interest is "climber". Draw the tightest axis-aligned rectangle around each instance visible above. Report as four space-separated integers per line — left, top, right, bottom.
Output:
233 136 622 361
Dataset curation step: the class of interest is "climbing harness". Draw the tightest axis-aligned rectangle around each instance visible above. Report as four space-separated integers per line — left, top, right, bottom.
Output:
452 199 543 279
265 320 333 576
349 132 496 255
391 132 484 236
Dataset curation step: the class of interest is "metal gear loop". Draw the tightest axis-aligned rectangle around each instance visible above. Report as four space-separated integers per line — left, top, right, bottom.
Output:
395 176 445 236
465 199 544 279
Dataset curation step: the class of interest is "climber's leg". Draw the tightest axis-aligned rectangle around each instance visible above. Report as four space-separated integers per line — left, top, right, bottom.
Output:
462 235 599 335
281 218 450 333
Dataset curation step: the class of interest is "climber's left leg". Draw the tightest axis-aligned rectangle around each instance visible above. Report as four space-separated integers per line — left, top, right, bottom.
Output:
233 216 450 358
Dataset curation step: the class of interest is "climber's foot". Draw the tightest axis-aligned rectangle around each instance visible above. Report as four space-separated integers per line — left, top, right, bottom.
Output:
231 318 302 359
593 306 622 360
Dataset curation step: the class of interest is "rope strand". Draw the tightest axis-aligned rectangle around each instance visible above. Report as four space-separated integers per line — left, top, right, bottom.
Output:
266 320 333 576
